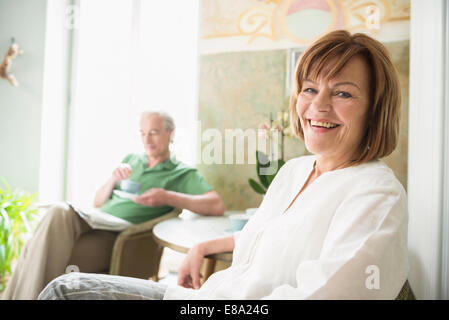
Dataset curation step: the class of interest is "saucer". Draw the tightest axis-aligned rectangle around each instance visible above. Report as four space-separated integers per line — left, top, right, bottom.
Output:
113 190 138 199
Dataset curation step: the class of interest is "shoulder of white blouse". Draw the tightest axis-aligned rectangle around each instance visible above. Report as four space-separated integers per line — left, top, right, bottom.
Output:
272 155 314 182
283 155 315 171
347 160 406 195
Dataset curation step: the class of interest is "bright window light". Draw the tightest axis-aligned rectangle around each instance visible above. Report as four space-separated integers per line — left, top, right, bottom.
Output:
66 0 199 207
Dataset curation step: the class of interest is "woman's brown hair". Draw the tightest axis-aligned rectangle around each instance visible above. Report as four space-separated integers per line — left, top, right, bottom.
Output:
289 30 401 164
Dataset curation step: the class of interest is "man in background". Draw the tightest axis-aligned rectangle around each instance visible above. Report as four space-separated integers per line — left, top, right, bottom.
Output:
3 111 224 299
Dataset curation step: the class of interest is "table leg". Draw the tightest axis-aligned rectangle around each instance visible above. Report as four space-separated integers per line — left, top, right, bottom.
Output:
202 258 217 285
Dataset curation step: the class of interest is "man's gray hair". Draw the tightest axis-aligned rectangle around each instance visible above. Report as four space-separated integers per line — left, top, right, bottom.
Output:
141 111 175 132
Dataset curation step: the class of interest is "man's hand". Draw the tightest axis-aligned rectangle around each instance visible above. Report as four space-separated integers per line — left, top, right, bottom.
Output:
133 188 168 207
111 163 132 184
93 163 132 208
134 188 225 216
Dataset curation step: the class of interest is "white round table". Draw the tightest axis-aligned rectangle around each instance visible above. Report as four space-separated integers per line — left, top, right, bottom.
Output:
152 210 244 281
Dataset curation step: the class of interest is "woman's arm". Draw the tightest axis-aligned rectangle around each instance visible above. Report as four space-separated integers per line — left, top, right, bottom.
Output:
178 235 235 289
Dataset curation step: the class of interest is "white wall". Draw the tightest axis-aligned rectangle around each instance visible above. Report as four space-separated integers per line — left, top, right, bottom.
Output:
407 0 447 300
440 0 449 300
38 0 74 203
442 0 449 300
0 0 48 193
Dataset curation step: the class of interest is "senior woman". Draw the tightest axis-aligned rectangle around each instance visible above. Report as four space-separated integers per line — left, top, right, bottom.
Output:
39 30 408 300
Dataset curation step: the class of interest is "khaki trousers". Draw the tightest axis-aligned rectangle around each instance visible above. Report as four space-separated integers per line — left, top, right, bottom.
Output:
2 202 118 300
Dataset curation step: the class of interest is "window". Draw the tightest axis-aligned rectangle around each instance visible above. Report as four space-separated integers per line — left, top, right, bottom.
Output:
65 0 200 206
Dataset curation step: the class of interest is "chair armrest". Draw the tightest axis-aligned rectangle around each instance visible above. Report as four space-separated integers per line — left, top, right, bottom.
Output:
395 280 415 300
109 208 182 276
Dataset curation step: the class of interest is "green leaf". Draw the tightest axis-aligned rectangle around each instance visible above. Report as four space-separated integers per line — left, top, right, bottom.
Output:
1 201 11 209
0 178 11 193
0 177 38 283
257 151 286 185
5 235 14 266
0 208 11 233
255 151 270 188
0 243 5 270
248 178 267 195
256 150 270 167
266 158 286 184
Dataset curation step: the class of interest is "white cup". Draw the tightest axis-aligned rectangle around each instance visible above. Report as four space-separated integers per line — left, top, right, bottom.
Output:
245 207 258 216
229 214 250 231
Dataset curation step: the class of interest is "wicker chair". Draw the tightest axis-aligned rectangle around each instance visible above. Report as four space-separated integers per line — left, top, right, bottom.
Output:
395 280 416 300
108 208 182 281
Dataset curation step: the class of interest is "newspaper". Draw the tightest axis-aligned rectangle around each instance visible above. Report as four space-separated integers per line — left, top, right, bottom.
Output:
69 203 133 232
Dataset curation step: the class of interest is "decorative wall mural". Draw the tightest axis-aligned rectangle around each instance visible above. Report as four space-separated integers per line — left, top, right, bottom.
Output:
197 0 410 210
200 0 410 54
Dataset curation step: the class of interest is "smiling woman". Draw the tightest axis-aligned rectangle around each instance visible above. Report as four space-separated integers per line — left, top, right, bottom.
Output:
38 30 411 300
296 56 371 171
290 30 401 169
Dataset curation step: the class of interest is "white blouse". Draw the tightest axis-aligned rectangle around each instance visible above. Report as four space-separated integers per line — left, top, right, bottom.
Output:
163 155 409 300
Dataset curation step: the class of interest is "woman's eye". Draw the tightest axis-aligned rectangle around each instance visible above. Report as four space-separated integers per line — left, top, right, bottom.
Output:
336 91 352 98
303 88 316 94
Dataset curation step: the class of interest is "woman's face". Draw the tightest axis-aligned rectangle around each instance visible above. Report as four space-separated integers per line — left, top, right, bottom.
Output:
296 55 371 162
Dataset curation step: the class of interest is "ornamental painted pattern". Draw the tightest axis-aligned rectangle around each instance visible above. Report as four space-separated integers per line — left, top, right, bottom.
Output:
200 0 410 53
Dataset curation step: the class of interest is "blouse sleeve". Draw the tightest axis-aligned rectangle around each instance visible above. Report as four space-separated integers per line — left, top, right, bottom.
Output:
261 180 409 300
233 231 242 245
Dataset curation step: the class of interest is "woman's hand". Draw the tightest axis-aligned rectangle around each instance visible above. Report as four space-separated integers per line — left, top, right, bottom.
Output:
177 244 205 289
177 236 235 290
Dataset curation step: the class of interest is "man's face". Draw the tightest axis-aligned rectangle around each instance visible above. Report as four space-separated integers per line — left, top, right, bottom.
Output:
140 114 172 158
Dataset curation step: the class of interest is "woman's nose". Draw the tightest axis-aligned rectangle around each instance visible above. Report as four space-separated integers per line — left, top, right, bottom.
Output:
311 91 332 112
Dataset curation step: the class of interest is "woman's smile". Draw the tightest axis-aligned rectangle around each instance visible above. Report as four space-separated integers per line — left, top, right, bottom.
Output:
307 119 341 133
296 55 371 163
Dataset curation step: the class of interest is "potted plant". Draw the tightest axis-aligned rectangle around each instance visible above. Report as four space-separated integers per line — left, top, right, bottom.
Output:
0 179 38 291
248 111 292 195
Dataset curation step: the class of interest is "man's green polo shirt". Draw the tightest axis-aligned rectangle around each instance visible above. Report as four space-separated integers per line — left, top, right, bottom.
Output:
100 154 213 224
